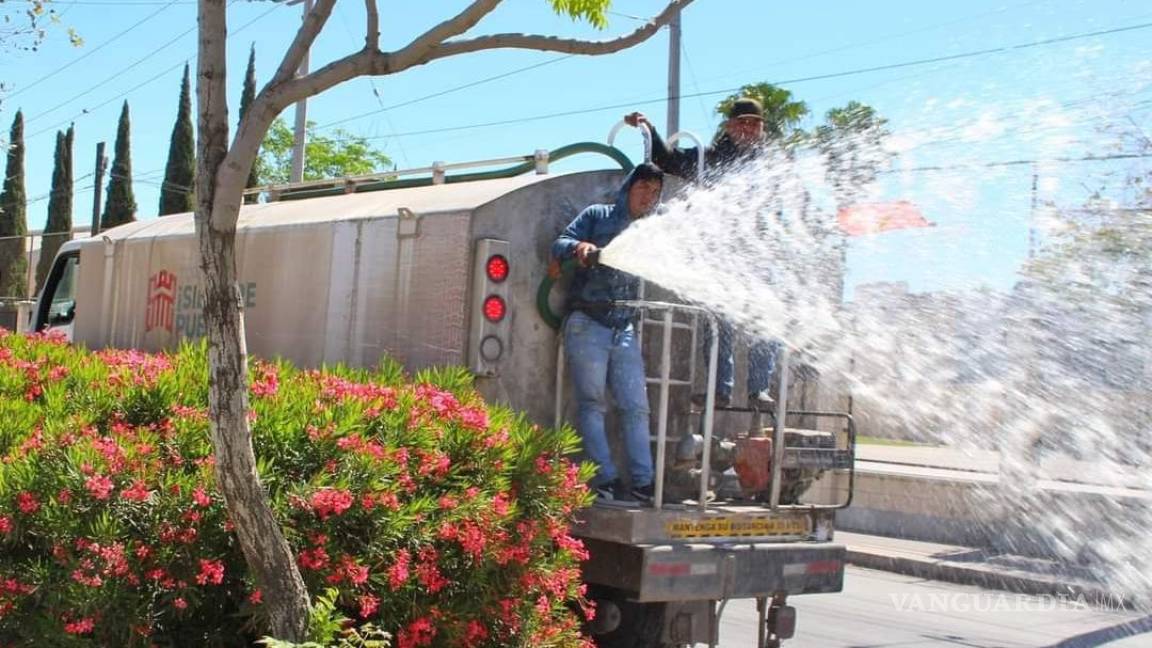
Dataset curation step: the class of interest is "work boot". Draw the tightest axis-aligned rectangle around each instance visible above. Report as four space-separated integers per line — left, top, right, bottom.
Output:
592 480 620 503
748 390 775 411
630 483 655 505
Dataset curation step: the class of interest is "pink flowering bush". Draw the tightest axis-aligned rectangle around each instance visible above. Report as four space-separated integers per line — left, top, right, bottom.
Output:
0 331 594 646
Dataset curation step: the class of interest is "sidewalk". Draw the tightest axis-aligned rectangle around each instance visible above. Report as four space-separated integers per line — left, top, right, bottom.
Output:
838 530 1140 608
856 444 1148 491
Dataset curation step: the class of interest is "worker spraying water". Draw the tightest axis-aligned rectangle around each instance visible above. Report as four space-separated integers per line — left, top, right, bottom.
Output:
551 162 666 504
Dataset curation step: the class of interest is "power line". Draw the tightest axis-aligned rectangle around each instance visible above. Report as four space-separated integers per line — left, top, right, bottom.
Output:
332 19 1152 144
333 2 410 167
315 55 575 131
26 1 277 140
6 0 180 100
24 22 199 127
720 0 1055 85
24 172 96 206
44 1 196 4
892 152 1152 174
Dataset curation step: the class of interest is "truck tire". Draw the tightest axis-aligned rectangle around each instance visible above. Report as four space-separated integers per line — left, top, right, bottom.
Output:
593 598 669 648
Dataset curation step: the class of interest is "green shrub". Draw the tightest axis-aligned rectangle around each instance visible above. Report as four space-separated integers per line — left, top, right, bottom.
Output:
0 330 594 647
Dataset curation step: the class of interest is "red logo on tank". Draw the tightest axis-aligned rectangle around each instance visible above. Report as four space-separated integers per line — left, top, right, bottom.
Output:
146 270 177 333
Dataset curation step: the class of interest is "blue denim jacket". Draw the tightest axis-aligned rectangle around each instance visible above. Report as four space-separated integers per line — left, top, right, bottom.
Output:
552 168 650 329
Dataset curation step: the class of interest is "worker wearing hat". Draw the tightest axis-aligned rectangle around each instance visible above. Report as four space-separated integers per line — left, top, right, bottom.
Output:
623 98 782 411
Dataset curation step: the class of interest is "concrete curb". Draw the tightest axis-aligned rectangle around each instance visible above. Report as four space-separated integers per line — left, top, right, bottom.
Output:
844 547 1132 609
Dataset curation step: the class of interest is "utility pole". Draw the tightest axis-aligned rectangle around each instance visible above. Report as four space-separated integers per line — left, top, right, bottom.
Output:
90 142 107 236
289 0 312 183
666 6 682 136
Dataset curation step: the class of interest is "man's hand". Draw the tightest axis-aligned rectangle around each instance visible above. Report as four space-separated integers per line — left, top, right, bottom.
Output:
624 112 651 129
574 242 599 267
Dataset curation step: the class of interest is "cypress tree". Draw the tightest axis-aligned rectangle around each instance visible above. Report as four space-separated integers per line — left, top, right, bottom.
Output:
37 126 74 291
159 64 195 215
103 101 137 229
0 110 28 298
240 45 260 201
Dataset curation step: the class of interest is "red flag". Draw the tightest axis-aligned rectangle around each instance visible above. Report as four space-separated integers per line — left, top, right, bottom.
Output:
837 201 934 237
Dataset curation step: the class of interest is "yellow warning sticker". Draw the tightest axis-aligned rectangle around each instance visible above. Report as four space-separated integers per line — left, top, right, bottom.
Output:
665 516 810 539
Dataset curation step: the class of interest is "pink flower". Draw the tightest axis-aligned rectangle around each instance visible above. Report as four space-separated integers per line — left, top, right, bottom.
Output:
192 487 212 507
417 451 451 478
342 556 369 586
173 597 188 610
0 516 11 534
358 593 379 618
397 617 437 648
387 549 411 590
417 385 460 417
483 427 510 448
492 493 511 517
250 366 280 397
63 617 95 634
457 522 487 559
309 488 354 519
298 546 330 571
196 559 225 586
457 407 489 431
377 491 400 510
16 492 39 515
120 480 151 502
248 589 263 605
85 475 114 500
535 455 553 475
465 620 489 644
71 569 103 588
415 561 448 594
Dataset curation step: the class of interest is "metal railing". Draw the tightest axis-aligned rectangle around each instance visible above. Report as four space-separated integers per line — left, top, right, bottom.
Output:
555 299 857 512
555 300 720 511
243 141 636 203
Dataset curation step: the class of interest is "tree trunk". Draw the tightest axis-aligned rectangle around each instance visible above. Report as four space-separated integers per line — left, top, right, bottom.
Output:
196 0 310 641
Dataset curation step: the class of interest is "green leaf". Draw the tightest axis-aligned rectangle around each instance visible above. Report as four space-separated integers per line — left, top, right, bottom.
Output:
549 0 611 29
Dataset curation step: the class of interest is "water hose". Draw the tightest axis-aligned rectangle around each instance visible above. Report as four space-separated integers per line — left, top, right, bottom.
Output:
537 258 581 331
276 141 634 201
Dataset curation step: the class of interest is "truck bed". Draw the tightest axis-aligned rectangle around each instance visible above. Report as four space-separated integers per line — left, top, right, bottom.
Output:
573 504 845 602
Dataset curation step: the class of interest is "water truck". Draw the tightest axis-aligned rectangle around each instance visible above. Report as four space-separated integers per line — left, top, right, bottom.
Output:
33 127 856 648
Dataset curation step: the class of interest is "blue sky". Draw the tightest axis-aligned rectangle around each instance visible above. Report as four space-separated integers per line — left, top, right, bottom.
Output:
3 0 1150 294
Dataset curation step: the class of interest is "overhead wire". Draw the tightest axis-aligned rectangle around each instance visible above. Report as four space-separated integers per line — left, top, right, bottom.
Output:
6 0 181 100
314 55 575 131
325 19 1152 144
333 2 411 167
25 1 278 141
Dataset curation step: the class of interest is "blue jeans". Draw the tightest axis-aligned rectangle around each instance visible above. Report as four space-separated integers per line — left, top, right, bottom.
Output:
706 320 781 400
565 311 653 488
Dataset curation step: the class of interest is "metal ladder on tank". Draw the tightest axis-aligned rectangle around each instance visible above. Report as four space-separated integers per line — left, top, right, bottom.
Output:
554 300 721 511
554 299 858 512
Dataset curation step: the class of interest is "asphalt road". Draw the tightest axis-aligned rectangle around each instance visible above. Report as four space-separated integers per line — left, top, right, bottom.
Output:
718 567 1152 647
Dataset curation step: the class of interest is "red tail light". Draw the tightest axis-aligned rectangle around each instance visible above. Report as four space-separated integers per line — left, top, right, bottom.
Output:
483 295 506 322
485 254 509 283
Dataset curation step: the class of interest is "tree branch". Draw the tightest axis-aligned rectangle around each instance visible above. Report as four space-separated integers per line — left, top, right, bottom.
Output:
424 0 693 63
388 0 502 69
270 0 339 87
365 0 379 51
214 49 383 225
